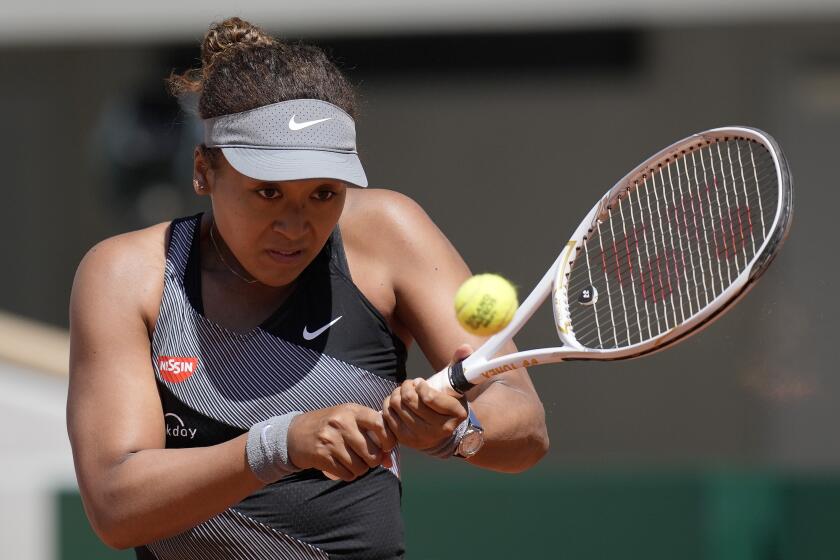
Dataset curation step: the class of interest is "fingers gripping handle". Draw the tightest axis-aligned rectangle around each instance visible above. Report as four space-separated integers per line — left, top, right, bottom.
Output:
426 359 475 396
327 361 471 479
325 363 469 481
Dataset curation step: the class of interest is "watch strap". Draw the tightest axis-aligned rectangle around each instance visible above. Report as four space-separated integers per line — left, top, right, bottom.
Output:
454 401 485 458
421 416 469 459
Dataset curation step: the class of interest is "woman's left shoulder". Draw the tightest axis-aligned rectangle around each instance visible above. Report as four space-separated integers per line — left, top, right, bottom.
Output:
342 188 444 253
341 189 474 367
341 188 467 305
344 188 430 227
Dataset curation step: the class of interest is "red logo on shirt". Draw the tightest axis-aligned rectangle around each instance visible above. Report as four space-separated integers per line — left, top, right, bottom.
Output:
158 356 199 383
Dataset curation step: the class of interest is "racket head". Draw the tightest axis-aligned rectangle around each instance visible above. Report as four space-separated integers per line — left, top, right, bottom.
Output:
552 126 793 359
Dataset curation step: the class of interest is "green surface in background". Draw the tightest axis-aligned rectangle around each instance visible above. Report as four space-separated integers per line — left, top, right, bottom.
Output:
404 469 705 560
57 467 840 560
57 491 133 560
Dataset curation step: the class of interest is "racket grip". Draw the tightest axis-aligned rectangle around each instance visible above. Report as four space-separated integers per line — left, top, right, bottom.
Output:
426 359 475 396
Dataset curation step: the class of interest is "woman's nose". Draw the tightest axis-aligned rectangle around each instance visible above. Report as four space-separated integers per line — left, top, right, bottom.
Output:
272 208 308 238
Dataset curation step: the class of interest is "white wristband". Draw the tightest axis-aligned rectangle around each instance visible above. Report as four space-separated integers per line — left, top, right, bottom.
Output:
245 412 304 483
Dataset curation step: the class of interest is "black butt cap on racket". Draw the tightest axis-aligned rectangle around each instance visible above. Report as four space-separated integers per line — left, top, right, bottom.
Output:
448 360 475 395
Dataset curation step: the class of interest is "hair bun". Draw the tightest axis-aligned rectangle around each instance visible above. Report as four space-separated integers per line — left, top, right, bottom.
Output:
201 17 276 67
167 16 355 121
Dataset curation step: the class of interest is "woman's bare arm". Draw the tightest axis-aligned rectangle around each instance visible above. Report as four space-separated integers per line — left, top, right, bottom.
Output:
67 231 265 549
69 228 394 549
370 191 549 471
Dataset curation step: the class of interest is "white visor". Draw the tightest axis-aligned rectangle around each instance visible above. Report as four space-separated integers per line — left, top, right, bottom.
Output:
203 99 368 187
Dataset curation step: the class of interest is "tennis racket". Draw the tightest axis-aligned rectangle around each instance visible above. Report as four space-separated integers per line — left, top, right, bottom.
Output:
427 126 793 396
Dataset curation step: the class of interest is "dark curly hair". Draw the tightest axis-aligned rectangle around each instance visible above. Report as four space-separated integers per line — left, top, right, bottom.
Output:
167 17 358 169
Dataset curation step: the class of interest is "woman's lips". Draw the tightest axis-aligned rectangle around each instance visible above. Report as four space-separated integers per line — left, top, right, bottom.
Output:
266 248 304 264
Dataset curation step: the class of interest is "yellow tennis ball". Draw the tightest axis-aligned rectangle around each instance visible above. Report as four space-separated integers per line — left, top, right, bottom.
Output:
454 274 518 336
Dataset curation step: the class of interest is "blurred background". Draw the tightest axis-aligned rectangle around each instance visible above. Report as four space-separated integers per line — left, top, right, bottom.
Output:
1 1 837 558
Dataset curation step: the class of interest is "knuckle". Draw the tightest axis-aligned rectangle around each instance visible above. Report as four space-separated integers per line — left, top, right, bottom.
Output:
444 419 460 433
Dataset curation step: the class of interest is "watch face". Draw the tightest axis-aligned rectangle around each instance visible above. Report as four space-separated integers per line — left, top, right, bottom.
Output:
458 430 484 457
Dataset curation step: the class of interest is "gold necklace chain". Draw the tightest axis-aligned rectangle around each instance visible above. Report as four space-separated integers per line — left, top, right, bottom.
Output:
209 219 258 284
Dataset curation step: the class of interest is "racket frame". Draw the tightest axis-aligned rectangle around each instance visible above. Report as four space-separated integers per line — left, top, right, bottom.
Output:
428 126 793 395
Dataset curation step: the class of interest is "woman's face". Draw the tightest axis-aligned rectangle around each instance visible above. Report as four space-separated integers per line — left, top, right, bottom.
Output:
200 152 347 288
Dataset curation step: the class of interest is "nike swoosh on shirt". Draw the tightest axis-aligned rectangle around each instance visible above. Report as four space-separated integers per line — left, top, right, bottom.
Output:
288 115 332 131
302 316 343 341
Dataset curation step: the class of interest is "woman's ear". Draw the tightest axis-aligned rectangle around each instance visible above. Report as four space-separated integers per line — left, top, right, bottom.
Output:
193 146 212 195
192 178 207 195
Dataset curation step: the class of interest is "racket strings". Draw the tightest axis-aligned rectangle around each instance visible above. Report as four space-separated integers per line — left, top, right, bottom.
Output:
567 139 778 349
573 164 775 346
573 143 776 347
566 166 777 296
566 161 777 296
573 193 772 347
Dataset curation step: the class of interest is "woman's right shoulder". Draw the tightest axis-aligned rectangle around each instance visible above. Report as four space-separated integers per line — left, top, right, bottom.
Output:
77 221 171 278
71 221 175 325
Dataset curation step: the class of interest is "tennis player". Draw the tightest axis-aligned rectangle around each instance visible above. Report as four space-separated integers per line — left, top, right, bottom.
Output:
67 17 548 559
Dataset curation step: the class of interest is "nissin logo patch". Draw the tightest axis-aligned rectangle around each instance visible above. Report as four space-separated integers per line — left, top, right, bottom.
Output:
158 356 198 383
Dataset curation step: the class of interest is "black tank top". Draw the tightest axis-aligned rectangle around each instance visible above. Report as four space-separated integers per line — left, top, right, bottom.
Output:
136 214 408 559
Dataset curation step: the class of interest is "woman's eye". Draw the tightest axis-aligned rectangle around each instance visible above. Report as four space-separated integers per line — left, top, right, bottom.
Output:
257 188 280 200
313 190 336 201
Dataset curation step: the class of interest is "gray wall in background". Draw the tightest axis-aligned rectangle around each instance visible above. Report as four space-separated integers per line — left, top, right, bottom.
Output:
0 23 835 467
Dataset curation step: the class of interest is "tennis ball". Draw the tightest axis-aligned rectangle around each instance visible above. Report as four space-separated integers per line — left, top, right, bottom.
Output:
455 274 518 336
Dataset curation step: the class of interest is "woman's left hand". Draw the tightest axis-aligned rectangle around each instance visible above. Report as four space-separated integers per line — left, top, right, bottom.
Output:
382 344 472 450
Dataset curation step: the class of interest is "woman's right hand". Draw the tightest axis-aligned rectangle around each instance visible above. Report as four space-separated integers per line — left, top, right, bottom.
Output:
287 404 396 482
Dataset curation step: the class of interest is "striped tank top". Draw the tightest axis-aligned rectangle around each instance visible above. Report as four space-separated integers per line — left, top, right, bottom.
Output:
135 214 408 559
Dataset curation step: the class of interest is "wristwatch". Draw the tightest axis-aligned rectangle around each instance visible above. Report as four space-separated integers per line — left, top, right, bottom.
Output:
454 403 485 458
